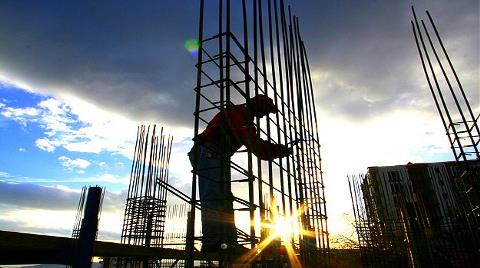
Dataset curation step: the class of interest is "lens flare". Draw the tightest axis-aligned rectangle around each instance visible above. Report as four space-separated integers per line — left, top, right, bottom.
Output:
234 203 308 267
184 38 199 55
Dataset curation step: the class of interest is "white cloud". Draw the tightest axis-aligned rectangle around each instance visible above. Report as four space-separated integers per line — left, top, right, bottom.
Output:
35 138 57 152
58 156 91 171
97 173 129 185
0 95 138 157
18 147 26 152
37 98 75 136
0 171 12 178
0 171 129 186
169 136 194 184
0 208 76 234
1 106 40 126
51 184 80 193
0 182 126 240
1 106 39 117
99 161 108 168
0 89 194 191
38 98 69 117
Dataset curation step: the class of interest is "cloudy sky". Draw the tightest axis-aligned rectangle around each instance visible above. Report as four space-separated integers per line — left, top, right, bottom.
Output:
0 0 478 245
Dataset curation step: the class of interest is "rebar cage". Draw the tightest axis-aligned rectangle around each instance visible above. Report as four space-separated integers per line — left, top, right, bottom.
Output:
187 0 329 266
121 125 173 267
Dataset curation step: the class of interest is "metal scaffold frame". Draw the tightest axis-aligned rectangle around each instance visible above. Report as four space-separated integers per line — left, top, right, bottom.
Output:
186 0 329 267
411 6 479 251
121 125 173 267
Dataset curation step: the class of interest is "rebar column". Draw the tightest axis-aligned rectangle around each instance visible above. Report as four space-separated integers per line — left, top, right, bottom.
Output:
121 125 173 268
190 1 329 266
76 186 103 268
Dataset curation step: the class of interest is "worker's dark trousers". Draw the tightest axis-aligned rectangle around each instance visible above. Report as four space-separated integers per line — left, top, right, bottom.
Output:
188 144 237 248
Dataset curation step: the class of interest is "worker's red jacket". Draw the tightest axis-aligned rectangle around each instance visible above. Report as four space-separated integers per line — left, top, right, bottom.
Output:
197 105 288 160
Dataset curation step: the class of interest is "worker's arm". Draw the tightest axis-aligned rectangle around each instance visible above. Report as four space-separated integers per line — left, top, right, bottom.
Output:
234 123 292 161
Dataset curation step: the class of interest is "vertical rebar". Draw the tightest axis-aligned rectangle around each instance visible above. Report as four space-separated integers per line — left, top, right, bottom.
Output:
420 19 479 159
426 11 480 153
186 0 205 266
121 125 173 267
242 0 257 249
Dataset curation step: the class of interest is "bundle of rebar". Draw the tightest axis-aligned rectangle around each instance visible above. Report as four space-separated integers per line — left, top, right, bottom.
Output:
72 186 88 240
120 125 173 267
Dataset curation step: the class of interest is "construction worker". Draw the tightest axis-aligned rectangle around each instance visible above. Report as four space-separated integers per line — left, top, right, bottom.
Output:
188 94 292 254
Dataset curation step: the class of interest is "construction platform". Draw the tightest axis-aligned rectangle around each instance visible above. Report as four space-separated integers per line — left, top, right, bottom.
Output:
0 230 218 265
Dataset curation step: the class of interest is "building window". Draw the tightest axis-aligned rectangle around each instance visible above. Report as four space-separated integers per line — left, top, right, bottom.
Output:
390 182 402 194
388 171 401 183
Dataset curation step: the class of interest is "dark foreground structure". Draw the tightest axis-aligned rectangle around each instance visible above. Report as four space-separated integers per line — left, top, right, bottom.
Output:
0 230 219 266
186 0 329 267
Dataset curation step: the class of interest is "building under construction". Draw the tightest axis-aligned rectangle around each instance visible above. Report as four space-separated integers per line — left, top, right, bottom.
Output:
348 7 479 268
185 0 329 267
0 0 330 265
0 0 331 266
349 161 479 267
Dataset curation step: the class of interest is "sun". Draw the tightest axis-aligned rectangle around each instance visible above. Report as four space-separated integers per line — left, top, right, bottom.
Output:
272 215 290 238
235 202 306 267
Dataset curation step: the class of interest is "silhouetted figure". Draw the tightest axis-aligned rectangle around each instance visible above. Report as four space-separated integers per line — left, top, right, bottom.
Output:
189 94 292 254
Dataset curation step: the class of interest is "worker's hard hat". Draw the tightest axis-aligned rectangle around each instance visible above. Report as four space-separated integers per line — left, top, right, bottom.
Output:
249 94 278 113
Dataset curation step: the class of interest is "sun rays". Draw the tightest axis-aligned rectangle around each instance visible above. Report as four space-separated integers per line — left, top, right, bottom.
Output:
232 203 317 267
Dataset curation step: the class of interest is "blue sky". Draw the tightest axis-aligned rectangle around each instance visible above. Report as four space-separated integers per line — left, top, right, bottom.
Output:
0 84 132 190
0 80 194 240
0 0 478 245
